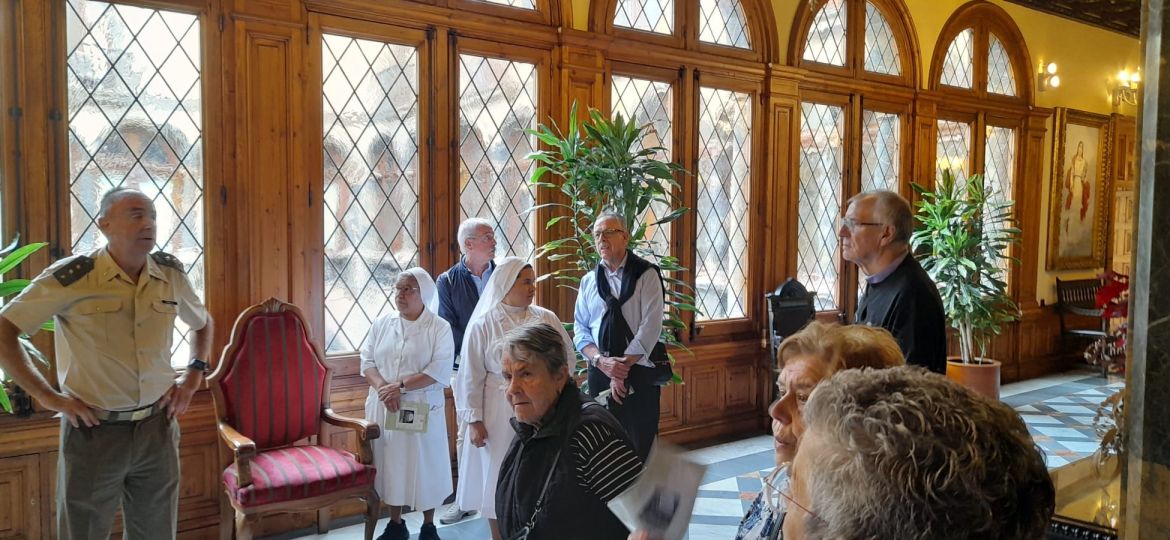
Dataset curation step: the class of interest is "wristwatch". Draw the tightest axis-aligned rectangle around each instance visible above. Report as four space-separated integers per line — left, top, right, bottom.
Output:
187 358 209 373
591 352 603 366
398 380 406 390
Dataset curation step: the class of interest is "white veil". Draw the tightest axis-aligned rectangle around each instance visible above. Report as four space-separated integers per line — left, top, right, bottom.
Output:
465 256 529 328
401 266 439 314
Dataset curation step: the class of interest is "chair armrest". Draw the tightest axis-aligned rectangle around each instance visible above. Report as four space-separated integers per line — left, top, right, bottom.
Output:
323 408 381 465
217 421 256 487
1065 306 1104 318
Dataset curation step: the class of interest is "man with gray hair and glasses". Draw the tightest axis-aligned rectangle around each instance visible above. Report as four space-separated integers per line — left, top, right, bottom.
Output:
435 217 496 525
840 190 946 373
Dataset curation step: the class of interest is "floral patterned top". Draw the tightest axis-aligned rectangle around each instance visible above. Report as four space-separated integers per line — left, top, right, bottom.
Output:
735 467 788 540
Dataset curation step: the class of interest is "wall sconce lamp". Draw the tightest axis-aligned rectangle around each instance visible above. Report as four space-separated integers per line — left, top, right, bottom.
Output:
1114 69 1141 107
1038 62 1060 91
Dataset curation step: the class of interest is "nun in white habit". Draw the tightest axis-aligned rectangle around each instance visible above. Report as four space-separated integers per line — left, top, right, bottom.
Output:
453 257 573 537
361 267 453 540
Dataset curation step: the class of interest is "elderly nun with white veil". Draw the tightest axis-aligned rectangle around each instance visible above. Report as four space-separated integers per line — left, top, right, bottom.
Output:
361 267 453 540
454 256 574 540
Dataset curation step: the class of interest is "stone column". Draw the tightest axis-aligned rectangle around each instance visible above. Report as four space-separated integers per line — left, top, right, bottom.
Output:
1125 1 1170 536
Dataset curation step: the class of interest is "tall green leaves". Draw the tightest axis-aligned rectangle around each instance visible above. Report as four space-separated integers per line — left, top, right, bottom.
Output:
911 170 1020 363
527 102 696 382
0 239 51 414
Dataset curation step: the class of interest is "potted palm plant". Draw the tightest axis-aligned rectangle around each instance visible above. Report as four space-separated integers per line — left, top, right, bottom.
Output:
526 102 697 384
0 239 53 416
911 170 1020 398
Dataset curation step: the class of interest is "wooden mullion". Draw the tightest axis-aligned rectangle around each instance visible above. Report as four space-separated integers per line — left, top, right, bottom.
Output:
678 66 700 343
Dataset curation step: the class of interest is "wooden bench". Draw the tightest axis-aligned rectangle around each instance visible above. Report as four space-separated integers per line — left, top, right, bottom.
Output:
1055 278 1108 350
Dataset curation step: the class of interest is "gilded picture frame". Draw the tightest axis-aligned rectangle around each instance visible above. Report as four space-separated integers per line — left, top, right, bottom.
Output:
1046 108 1111 271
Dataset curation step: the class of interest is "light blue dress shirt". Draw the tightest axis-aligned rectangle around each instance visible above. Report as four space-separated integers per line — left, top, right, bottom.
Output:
573 254 664 367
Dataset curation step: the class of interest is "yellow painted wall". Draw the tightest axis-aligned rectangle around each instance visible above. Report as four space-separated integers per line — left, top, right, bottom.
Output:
572 0 1141 304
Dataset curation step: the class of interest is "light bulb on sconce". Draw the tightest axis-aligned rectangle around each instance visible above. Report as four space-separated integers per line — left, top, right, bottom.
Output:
1114 69 1140 109
1038 62 1060 91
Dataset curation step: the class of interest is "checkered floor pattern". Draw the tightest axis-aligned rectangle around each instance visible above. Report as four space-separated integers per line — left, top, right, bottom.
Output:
286 370 1121 540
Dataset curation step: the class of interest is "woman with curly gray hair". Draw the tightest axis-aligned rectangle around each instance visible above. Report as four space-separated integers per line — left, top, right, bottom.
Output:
782 366 1055 540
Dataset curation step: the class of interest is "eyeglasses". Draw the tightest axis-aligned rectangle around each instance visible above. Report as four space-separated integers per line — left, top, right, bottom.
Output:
394 286 420 295
762 465 823 524
837 216 884 232
472 233 497 242
592 228 625 239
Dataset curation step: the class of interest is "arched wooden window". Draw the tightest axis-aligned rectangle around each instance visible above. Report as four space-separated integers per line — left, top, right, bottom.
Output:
310 2 559 353
594 0 777 339
929 1 1033 291
790 0 918 315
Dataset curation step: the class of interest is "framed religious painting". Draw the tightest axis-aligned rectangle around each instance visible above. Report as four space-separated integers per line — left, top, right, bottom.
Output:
1047 109 1111 270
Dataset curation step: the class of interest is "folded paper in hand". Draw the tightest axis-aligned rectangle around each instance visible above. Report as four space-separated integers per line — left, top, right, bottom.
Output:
384 401 429 432
608 441 706 540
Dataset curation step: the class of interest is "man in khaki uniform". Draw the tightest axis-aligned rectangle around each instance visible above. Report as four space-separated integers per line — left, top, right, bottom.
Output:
0 188 213 539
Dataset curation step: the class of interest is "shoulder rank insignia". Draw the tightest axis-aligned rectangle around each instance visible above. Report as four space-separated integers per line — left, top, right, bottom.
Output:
52 256 95 287
151 251 185 272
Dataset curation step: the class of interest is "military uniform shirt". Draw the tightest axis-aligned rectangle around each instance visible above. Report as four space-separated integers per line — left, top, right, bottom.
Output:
0 247 208 411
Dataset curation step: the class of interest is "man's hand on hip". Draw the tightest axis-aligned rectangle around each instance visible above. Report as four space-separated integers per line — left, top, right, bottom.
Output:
45 392 99 428
162 371 202 418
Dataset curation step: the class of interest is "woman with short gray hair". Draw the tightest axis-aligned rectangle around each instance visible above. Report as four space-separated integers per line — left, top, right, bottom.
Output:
495 322 643 540
782 366 1054 540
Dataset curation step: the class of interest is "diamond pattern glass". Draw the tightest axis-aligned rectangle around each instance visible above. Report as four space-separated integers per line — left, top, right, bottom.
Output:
696 87 751 321
699 0 751 49
803 0 846 66
936 119 971 182
863 2 901 76
860 110 899 193
476 0 536 9
459 54 538 259
987 34 1017 96
984 126 1016 277
321 34 420 354
798 102 845 312
612 75 674 257
614 0 674 35
66 0 204 366
941 28 974 89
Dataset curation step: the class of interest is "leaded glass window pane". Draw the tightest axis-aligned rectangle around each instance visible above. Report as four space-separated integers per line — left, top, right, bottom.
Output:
798 102 846 312
66 0 204 365
321 35 420 353
860 110 899 192
984 126 1015 275
612 75 674 257
696 87 751 321
987 34 1017 96
803 0 846 66
941 28 974 89
458 54 538 259
699 0 751 49
477 0 536 9
936 119 971 181
863 2 901 76
614 0 674 35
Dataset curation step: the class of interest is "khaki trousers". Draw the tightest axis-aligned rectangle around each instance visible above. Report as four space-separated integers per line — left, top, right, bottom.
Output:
57 412 181 540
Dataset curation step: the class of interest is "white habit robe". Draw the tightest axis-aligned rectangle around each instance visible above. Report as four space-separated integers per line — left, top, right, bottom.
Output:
453 303 574 519
361 309 454 510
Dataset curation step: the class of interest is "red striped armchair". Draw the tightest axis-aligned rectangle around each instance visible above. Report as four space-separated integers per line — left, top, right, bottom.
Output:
208 298 381 540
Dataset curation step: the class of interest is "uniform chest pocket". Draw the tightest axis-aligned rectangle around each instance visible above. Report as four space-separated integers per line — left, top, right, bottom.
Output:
75 299 122 316
152 300 179 315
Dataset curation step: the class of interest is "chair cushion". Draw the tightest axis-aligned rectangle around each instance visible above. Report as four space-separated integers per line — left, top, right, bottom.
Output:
223 446 376 507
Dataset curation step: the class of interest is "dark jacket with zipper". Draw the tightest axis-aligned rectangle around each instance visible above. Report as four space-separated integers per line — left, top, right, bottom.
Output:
496 381 640 539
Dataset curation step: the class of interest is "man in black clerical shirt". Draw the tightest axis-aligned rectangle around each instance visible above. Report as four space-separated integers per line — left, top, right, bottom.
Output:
842 191 947 373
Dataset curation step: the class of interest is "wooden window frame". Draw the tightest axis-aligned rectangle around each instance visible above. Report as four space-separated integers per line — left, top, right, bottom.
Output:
687 71 763 341
591 0 776 63
1 0 17 243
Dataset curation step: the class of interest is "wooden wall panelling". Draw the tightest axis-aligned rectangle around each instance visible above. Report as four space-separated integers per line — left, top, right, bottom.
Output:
1015 110 1051 310
1107 114 1137 274
0 454 39 540
232 18 315 319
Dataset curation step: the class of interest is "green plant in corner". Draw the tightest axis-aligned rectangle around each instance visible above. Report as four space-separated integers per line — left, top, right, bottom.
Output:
0 239 53 414
526 102 697 383
911 170 1020 364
